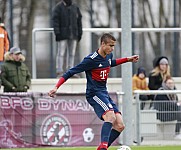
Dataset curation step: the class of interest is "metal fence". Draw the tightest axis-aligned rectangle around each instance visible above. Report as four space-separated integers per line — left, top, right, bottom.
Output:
134 90 181 146
32 27 181 79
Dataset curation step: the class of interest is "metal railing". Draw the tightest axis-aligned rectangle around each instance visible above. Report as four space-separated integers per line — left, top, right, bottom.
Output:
134 90 181 145
32 27 181 79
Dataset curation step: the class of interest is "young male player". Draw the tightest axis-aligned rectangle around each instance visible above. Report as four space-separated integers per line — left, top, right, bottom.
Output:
48 33 139 150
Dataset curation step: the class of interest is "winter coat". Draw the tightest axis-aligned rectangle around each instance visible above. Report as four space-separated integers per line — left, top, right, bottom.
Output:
1 52 31 92
132 74 149 91
154 87 179 122
0 26 10 61
52 1 82 41
148 72 163 90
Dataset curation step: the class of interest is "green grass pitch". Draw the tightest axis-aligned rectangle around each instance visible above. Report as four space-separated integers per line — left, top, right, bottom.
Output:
1 145 181 150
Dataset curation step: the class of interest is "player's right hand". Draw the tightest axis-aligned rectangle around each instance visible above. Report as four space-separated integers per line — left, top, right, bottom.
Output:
48 87 58 98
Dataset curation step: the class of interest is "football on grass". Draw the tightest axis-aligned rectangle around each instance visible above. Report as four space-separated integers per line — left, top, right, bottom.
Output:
117 145 131 150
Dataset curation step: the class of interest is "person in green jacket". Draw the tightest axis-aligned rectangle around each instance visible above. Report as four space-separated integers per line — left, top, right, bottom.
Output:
1 47 31 92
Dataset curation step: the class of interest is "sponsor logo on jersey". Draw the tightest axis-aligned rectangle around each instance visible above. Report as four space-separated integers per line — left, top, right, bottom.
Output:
99 64 103 67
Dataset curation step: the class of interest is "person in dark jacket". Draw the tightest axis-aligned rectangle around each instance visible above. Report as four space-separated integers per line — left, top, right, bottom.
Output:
148 56 171 108
1 47 31 92
149 56 171 90
52 0 82 77
154 77 181 139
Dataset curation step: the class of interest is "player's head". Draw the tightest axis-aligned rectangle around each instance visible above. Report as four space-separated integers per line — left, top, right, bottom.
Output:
100 33 116 45
100 33 116 55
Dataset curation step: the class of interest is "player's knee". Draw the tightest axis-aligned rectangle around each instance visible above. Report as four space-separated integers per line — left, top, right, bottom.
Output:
115 123 125 132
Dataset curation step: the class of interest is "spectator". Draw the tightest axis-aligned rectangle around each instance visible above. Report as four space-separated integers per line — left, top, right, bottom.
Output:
0 17 10 67
148 56 171 108
132 67 150 110
52 0 82 78
1 47 31 92
149 56 171 90
154 77 181 139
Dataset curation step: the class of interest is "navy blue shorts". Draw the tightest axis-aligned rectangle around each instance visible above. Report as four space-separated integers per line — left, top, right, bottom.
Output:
86 91 119 120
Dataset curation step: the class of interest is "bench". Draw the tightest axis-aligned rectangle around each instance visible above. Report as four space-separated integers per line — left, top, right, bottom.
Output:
140 109 177 140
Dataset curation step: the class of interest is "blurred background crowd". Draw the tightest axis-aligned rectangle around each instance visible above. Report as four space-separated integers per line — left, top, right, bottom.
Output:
0 0 181 78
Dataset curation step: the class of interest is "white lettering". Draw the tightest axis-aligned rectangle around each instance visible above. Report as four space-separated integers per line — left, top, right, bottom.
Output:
100 70 107 79
38 99 93 111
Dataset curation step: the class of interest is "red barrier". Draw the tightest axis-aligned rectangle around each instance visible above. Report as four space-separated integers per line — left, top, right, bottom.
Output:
0 92 119 148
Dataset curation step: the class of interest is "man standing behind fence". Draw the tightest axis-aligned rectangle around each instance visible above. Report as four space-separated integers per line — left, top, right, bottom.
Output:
1 47 31 92
52 0 82 78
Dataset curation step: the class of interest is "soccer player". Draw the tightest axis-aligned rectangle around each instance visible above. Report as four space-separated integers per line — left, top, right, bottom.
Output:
48 33 139 150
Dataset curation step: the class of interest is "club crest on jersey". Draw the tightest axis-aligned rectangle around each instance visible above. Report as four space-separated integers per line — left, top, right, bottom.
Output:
40 114 71 146
108 59 111 65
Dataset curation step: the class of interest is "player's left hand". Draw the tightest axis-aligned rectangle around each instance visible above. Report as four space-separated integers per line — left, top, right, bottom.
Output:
128 55 139 63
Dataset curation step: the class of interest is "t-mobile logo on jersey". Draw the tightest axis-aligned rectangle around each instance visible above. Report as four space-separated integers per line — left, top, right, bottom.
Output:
100 70 107 80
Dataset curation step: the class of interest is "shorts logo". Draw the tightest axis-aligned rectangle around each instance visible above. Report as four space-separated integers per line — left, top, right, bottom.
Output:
40 114 71 146
108 59 111 65
108 103 113 109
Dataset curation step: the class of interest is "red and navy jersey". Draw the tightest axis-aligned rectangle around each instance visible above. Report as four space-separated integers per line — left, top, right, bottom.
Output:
62 51 120 96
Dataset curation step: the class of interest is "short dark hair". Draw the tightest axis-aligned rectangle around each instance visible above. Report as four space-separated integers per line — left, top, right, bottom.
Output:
100 33 116 44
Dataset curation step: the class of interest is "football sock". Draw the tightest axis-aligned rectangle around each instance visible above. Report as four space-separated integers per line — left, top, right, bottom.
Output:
101 122 112 143
108 129 121 147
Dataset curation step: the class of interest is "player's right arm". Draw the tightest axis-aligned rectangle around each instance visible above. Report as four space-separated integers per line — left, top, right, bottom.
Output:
48 57 94 97
48 77 65 97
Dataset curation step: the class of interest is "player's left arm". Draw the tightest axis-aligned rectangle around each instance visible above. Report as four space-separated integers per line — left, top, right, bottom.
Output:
127 55 139 63
111 55 139 67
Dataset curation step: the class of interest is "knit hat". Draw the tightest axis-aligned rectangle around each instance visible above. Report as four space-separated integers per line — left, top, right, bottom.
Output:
159 58 168 65
10 47 22 54
137 67 146 76
153 56 169 67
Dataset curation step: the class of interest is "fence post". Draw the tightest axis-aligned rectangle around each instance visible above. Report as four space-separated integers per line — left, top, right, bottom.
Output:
135 92 141 145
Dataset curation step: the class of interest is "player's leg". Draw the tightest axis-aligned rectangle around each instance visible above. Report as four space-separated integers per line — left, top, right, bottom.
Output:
108 113 125 147
96 111 116 150
106 96 125 147
86 93 115 150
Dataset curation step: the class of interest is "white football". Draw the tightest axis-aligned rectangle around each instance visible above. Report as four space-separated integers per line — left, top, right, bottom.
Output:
82 128 94 143
117 145 131 150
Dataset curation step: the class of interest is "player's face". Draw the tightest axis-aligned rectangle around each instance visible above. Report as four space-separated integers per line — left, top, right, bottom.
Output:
102 39 116 55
